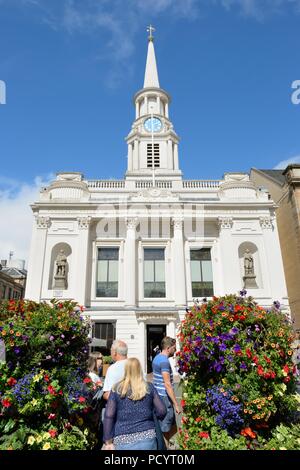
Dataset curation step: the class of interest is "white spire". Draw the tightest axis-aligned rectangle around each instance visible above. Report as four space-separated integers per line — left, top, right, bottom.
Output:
143 25 160 88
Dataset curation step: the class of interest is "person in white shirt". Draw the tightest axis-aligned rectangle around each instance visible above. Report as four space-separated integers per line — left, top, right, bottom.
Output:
88 352 103 387
102 340 128 401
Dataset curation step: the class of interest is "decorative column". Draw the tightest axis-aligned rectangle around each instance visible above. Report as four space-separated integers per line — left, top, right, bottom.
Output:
167 140 173 169
144 96 148 115
135 101 139 119
172 217 186 307
128 143 133 171
76 217 92 306
124 217 138 307
218 217 235 294
138 319 146 373
133 140 139 170
156 95 161 114
174 143 179 170
25 216 51 301
165 102 169 118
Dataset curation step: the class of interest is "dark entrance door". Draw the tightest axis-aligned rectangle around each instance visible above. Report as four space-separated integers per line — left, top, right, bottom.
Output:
146 324 166 373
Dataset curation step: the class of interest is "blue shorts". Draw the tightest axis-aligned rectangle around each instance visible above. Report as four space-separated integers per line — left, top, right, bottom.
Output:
158 395 175 433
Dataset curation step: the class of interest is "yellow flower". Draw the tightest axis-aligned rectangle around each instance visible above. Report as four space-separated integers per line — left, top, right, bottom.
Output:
1 330 7 336
222 378 227 384
271 343 276 348
42 432 50 440
36 435 43 444
257 405 261 409
10 330 14 334
27 436 36 446
288 350 293 356
33 375 41 383
42 442 51 451
16 332 21 337
31 399 38 406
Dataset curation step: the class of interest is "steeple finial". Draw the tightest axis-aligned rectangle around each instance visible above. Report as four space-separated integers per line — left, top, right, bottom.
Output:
147 24 155 42
144 25 160 88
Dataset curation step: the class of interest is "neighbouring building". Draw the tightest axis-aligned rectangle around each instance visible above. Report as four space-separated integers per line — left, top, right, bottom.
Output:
0 259 27 300
250 165 300 330
25 30 289 372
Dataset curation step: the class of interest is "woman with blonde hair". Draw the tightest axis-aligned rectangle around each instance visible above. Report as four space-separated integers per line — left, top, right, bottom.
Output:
87 352 103 386
103 357 166 450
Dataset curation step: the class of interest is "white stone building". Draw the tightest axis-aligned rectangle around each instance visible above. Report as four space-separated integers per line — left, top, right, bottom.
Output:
25 31 289 372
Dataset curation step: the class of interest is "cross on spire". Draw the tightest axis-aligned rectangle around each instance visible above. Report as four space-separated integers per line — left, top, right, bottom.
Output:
147 24 155 41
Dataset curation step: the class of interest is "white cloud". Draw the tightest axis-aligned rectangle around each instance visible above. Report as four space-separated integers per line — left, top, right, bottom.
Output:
0 175 53 266
273 155 300 169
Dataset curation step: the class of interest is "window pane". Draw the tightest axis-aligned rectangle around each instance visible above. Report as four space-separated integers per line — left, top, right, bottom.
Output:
191 249 211 261
98 248 119 260
144 248 165 260
155 260 165 282
192 282 214 298
144 282 166 298
191 260 201 281
202 260 213 282
144 260 154 282
97 260 108 282
108 260 119 282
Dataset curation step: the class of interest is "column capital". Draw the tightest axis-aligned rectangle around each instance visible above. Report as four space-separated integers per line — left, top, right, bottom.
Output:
35 216 51 229
218 217 233 230
77 216 92 230
259 216 273 230
126 217 139 230
172 217 184 230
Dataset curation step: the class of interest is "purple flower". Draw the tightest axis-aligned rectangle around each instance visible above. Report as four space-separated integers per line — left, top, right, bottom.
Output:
230 327 239 336
240 362 247 370
14 347 20 355
273 300 281 310
239 289 247 297
61 334 65 339
233 344 241 353
219 343 227 351
49 335 55 341
46 355 52 360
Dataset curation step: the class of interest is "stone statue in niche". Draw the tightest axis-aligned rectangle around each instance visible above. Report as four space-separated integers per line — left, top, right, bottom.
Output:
53 249 68 289
243 249 258 289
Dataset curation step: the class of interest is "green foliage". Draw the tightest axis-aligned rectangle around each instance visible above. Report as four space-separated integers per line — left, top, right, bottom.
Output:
0 299 99 450
176 293 300 450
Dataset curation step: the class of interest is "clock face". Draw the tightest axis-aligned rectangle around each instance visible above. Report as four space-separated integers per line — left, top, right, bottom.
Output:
144 117 162 133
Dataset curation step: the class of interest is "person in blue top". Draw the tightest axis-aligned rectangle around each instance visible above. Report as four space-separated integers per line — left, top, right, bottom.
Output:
103 357 167 450
152 336 180 449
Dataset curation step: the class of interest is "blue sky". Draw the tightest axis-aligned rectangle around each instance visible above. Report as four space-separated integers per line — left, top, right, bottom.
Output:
0 0 300 262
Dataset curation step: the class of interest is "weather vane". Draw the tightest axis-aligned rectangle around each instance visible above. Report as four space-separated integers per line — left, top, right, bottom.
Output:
147 24 155 41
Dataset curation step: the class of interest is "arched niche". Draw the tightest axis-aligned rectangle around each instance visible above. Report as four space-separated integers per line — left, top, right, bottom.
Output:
48 243 72 290
238 241 262 289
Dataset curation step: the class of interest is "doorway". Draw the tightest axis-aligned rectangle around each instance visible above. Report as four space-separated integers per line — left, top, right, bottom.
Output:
146 324 166 373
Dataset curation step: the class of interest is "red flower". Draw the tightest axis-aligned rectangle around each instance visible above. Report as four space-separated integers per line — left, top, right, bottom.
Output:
7 377 17 387
283 376 291 383
48 429 57 438
195 417 203 423
246 349 252 359
257 365 264 376
78 396 86 403
47 385 57 395
241 427 257 439
48 413 56 420
1 399 12 408
58 303 63 309
199 432 209 439
283 365 289 374
83 377 92 384
44 375 50 382
180 400 186 408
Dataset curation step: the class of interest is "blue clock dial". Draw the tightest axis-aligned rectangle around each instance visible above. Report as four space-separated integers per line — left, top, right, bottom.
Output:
144 117 162 133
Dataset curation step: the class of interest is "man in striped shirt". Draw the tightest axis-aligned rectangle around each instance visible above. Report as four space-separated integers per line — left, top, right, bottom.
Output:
152 336 180 448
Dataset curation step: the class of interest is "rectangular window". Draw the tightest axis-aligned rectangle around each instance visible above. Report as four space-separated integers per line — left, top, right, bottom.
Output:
190 249 214 297
147 143 160 168
91 322 116 356
144 248 166 298
96 248 119 298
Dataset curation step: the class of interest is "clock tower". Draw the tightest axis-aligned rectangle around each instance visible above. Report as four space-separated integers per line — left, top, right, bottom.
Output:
125 26 182 181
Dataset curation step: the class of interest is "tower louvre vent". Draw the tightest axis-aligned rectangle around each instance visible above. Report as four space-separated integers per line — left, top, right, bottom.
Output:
147 143 160 168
